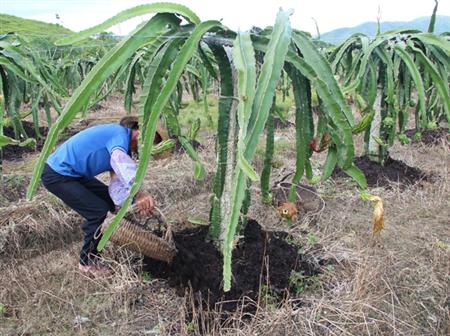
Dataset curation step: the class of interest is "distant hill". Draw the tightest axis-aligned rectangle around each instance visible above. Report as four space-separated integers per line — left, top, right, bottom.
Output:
321 15 450 45
0 13 72 40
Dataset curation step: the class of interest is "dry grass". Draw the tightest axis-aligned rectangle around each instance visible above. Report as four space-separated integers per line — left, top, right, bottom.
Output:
141 137 217 215
157 136 449 335
0 194 82 262
0 243 184 335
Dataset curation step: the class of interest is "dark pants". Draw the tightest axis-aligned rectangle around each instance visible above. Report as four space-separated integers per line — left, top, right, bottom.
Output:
41 164 115 265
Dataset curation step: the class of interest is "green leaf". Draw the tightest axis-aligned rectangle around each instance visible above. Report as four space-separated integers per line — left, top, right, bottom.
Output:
285 64 312 202
56 2 201 45
414 33 450 55
185 64 201 79
344 35 388 92
198 43 218 80
0 134 16 147
151 139 175 155
245 10 293 153
427 0 438 33
187 217 209 225
179 136 206 180
285 51 354 169
309 176 321 184
352 111 375 134
408 43 450 126
0 134 35 148
394 45 426 129
0 56 35 84
321 145 338 181
0 43 58 96
18 138 36 147
343 164 367 189
359 190 372 201
187 118 201 141
138 31 186 138
208 45 233 241
124 61 136 113
194 161 205 180
364 62 378 111
233 31 258 183
261 105 275 203
304 45 352 123
330 34 366 72
233 31 256 144
238 152 259 182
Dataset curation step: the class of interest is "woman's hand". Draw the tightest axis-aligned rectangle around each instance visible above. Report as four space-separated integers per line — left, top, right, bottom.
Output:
135 191 155 216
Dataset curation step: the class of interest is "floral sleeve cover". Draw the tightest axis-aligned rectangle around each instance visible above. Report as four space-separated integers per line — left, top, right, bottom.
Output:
109 149 137 206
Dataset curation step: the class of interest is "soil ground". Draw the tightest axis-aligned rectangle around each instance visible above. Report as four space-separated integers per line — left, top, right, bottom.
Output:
405 127 449 146
0 95 449 335
143 220 321 313
332 155 432 188
2 120 81 160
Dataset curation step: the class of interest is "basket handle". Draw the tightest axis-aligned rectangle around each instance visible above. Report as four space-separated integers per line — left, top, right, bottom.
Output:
95 204 175 247
125 204 176 247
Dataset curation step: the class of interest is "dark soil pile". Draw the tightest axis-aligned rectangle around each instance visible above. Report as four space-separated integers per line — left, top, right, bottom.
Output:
2 121 79 160
405 127 449 146
143 220 320 312
333 155 431 188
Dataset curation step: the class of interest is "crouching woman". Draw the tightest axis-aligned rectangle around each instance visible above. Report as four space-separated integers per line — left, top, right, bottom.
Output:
41 117 154 276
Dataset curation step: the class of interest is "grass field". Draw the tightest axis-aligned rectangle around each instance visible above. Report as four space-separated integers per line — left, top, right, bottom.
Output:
0 13 72 38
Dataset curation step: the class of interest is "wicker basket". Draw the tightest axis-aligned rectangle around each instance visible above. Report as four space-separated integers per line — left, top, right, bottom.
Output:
103 215 177 263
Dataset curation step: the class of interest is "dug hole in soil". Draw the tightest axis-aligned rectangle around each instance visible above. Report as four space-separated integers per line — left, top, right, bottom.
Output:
143 220 320 312
333 155 431 188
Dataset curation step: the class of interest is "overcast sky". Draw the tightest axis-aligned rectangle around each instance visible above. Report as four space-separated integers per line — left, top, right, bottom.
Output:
2 0 449 36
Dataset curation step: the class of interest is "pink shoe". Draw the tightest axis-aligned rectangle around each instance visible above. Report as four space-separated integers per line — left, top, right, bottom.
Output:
78 263 112 277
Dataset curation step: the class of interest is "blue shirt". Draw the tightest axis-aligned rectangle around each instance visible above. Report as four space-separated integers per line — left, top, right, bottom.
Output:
47 124 131 178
